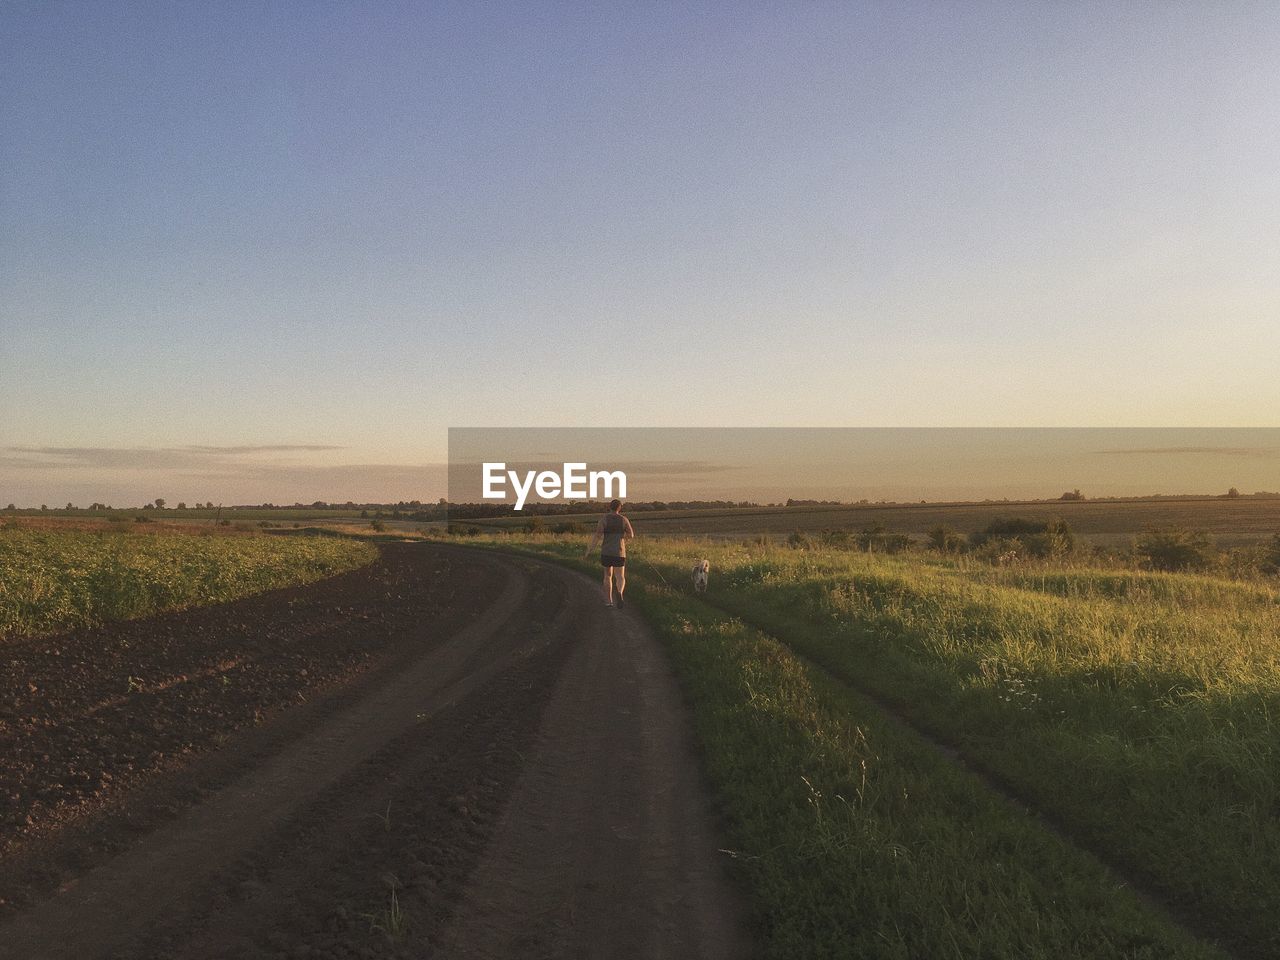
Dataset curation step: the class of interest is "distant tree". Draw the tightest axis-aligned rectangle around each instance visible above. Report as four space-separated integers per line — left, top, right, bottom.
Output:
526 515 544 534
1225 487 1241 499
66 502 74 511
176 502 187 510
40 504 48 512
360 509 370 518
5 504 15 511
154 498 166 509
1060 489 1084 501
370 519 386 532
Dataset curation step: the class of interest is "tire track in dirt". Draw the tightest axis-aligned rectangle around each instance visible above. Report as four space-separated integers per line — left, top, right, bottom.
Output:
0 546 507 857
0 545 747 960
436 575 747 960
0 550 531 959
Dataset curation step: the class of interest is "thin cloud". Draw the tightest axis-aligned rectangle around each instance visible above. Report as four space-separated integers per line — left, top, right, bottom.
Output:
177 463 445 481
4 445 346 469
1097 447 1277 457
457 459 737 476
618 460 739 476
182 445 345 454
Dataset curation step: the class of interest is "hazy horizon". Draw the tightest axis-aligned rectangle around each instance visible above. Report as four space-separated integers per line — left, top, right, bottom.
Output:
3 428 1279 507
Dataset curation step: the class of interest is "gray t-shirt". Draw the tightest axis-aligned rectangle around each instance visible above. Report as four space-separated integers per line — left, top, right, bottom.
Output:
599 512 634 557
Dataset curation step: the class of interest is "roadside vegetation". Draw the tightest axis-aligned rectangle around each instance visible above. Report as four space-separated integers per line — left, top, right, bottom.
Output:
639 594 1222 959
0 523 376 639
485 528 1279 958
458 494 1280 547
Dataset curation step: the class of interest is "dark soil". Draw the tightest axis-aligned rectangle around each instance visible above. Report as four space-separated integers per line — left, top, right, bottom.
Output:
0 543 745 959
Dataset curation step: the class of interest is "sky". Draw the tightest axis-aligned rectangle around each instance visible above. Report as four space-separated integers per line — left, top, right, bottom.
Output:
449 428 1280 504
2 2 1278 504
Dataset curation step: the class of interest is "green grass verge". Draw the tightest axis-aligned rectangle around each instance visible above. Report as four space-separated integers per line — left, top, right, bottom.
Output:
611 539 1278 959
0 528 377 639
477 536 1229 959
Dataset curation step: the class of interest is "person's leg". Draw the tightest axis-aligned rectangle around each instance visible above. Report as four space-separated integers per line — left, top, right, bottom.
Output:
601 565 614 604
614 564 626 600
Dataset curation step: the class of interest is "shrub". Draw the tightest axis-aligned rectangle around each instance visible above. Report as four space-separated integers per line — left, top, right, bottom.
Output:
1219 544 1269 580
787 531 813 550
820 529 853 548
370 519 387 533
1134 528 1214 572
927 525 967 553
1261 534 1280 575
971 517 1073 558
973 536 1024 565
856 522 887 549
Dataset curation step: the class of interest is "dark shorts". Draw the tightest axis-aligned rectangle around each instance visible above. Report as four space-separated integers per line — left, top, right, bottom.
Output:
601 555 626 568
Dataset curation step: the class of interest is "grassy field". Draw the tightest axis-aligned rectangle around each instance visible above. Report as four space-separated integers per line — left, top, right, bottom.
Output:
0 524 377 639
466 496 1280 546
492 533 1278 958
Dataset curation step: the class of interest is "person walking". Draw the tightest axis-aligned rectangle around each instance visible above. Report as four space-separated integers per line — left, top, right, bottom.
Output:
584 498 634 607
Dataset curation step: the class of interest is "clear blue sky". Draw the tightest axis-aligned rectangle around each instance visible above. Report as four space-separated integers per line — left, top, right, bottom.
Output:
2 2 1278 503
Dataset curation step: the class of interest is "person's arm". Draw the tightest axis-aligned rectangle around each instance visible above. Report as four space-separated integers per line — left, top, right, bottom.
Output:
583 517 603 558
623 517 635 541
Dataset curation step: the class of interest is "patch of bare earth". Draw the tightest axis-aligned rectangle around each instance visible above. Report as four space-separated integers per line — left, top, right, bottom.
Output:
0 544 745 960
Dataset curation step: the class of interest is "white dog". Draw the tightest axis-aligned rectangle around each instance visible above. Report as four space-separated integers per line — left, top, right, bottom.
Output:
692 559 710 593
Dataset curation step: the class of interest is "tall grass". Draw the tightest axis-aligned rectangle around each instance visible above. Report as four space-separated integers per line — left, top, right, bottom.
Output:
0 527 377 639
609 538 1280 958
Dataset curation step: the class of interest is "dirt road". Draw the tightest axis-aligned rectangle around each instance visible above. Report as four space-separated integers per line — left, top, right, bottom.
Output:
0 544 746 959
